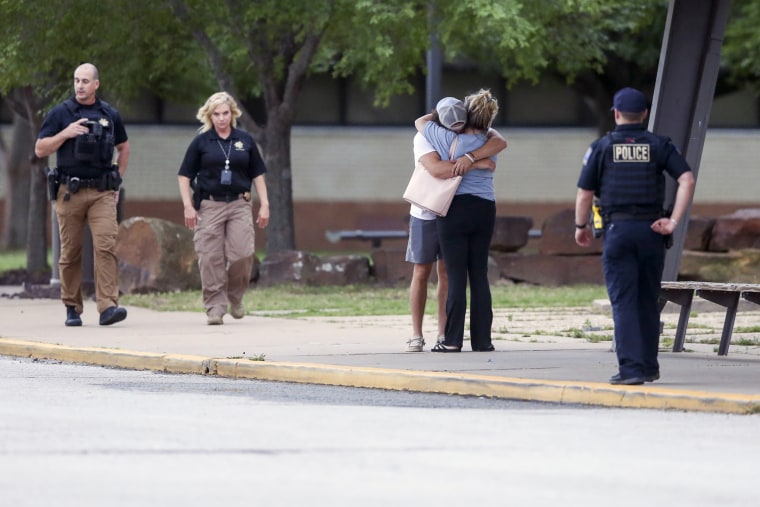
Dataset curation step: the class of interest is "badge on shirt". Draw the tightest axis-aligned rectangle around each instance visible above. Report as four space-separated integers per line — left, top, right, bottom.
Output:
234 141 245 151
99 118 109 128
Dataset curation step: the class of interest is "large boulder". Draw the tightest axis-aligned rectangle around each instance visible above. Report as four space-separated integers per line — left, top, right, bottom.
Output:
371 247 410 285
259 250 320 286
490 216 533 252
258 250 369 286
679 249 760 283
539 209 603 255
492 252 604 286
116 217 200 294
312 255 371 285
683 216 715 251
708 209 760 252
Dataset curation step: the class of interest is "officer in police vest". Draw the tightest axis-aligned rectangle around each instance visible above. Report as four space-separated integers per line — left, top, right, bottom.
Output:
574 87 695 385
35 63 131 327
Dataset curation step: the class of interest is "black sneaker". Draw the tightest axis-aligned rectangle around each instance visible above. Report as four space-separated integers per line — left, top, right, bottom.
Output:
609 373 645 385
65 305 82 327
99 306 127 326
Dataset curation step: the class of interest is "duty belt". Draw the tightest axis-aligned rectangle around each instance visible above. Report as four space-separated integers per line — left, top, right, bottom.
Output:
607 211 662 222
205 192 251 203
63 176 102 190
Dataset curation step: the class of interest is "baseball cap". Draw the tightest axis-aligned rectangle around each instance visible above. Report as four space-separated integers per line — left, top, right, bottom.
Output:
611 87 648 113
436 97 467 130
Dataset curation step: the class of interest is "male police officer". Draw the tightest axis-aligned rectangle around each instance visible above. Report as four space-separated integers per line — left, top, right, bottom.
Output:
574 87 695 385
35 63 131 327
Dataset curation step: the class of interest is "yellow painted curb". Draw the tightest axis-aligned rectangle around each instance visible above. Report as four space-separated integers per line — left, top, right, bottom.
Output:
2 339 759 415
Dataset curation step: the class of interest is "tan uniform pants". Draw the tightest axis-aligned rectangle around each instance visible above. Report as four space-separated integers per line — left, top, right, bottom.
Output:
55 185 120 314
194 199 255 317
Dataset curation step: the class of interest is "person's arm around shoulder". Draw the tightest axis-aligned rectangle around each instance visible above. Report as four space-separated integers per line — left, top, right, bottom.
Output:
414 113 433 133
651 170 696 236
574 188 594 247
452 128 506 174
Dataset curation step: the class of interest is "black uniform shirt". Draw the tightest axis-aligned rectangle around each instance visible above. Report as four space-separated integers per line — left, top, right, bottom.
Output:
38 97 128 178
178 127 267 196
577 123 691 215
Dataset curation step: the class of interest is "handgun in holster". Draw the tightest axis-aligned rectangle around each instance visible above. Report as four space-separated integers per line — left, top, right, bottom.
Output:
98 166 122 192
190 179 201 210
46 168 60 201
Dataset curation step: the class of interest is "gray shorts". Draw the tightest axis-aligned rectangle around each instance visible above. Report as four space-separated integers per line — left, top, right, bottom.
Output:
405 216 441 264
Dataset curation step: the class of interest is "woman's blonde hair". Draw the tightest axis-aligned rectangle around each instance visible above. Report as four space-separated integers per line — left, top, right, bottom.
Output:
196 92 242 133
464 89 499 131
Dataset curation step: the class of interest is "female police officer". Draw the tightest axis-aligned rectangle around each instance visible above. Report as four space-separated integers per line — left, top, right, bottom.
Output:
178 92 269 325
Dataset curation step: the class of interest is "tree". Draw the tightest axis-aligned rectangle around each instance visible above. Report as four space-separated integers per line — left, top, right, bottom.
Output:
722 0 760 95
2 0 746 261
0 0 209 273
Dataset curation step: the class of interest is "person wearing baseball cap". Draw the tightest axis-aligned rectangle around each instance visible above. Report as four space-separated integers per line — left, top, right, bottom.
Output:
435 97 468 132
575 87 695 385
610 87 649 113
404 94 505 353
413 89 506 353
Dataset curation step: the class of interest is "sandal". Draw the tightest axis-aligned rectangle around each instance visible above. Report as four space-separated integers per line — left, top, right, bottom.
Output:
431 343 462 353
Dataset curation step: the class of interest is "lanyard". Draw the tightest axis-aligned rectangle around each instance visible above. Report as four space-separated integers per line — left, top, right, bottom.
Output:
216 139 232 170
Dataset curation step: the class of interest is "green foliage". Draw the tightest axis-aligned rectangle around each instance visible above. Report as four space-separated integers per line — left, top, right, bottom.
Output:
0 0 213 113
723 0 760 93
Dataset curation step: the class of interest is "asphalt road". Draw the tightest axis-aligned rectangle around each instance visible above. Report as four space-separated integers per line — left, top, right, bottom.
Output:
1 356 757 507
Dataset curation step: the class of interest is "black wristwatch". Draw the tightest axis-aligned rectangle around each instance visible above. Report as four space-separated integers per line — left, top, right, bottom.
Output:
575 223 587 229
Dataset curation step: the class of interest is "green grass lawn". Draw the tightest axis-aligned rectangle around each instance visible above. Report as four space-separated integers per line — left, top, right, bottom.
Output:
1 249 608 317
120 283 608 317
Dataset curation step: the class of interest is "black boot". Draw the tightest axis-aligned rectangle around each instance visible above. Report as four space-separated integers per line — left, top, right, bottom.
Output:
65 305 82 327
99 306 127 326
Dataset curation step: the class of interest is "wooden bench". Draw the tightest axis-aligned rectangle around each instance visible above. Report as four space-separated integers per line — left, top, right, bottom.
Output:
659 281 760 355
325 229 408 248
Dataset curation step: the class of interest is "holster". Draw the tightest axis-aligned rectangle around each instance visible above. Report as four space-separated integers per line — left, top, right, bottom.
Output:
191 179 201 210
46 168 60 201
98 166 122 192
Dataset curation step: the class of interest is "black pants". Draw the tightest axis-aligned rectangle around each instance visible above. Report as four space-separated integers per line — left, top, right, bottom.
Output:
437 194 495 349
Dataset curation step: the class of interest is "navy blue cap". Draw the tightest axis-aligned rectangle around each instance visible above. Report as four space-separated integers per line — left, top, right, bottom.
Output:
610 87 648 113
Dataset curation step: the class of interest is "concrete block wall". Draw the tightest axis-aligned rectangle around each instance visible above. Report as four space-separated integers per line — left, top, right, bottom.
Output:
1 124 759 210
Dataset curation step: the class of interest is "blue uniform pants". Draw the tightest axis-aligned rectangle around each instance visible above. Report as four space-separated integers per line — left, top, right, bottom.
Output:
602 220 665 379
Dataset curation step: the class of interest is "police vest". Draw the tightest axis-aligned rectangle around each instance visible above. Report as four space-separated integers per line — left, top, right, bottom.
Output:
57 98 116 173
597 130 665 215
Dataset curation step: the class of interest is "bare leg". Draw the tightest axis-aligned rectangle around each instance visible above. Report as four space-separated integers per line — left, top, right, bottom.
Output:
410 262 433 337
435 259 448 339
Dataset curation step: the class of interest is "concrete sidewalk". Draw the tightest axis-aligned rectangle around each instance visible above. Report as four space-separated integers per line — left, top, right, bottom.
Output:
1 293 759 414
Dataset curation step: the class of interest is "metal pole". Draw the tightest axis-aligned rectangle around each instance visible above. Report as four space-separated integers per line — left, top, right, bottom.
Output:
650 0 732 281
425 2 442 112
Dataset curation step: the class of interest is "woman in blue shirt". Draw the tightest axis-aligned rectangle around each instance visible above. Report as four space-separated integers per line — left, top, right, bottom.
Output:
415 89 504 352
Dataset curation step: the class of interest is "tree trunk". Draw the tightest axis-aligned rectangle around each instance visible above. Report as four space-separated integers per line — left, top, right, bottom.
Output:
257 116 296 254
26 159 48 275
1 112 33 250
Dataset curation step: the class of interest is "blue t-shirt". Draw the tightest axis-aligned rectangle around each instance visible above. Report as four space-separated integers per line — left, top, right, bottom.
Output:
422 122 495 201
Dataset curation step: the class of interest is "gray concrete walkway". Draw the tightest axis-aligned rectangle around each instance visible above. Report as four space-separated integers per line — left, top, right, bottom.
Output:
1 293 759 414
